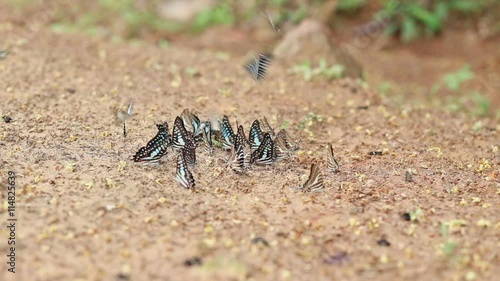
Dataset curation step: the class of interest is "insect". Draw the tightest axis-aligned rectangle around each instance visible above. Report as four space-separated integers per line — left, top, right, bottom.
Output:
273 132 292 162
0 49 9 60
175 153 195 190
180 108 201 135
201 128 213 155
326 144 340 173
297 164 324 193
260 8 283 37
116 100 133 137
182 138 197 166
221 115 235 150
228 137 245 173
259 116 275 137
172 116 192 149
244 52 274 82
249 119 264 152
132 122 172 164
235 124 248 149
250 133 275 165
275 129 300 152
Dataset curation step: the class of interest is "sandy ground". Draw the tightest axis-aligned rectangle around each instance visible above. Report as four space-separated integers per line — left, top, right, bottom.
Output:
0 31 499 281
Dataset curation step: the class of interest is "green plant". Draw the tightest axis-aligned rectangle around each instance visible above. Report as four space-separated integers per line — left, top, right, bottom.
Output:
291 58 345 81
337 0 367 13
192 2 235 32
409 207 423 222
298 112 323 130
379 0 488 43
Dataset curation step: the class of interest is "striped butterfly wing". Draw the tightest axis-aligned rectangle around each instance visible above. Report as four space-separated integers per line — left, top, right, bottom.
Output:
172 116 190 149
244 52 274 82
236 125 247 149
259 116 275 137
273 133 291 162
229 137 245 173
327 144 340 173
249 120 264 152
201 128 213 155
256 52 274 81
250 133 275 165
175 153 195 189
221 115 235 150
182 138 197 167
180 108 201 135
276 129 300 152
302 164 324 193
133 122 172 164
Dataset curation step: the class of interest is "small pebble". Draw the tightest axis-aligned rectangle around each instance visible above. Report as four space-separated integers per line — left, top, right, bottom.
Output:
251 237 269 247
401 213 411 221
368 151 383 156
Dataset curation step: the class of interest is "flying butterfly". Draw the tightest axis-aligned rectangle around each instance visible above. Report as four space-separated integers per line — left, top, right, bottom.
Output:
260 8 283 37
132 122 172 164
250 133 275 165
172 116 192 150
182 138 197 167
244 52 274 82
249 119 264 152
297 164 324 193
175 153 195 190
326 144 340 173
116 100 133 137
221 115 235 150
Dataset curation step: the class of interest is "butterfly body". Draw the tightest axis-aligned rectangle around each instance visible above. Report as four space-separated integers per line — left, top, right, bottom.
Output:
172 116 194 150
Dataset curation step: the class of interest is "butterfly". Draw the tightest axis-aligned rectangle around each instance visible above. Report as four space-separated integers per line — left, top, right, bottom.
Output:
180 108 201 135
175 153 195 190
259 116 275 137
201 127 213 155
172 116 192 150
260 8 283 37
221 115 235 150
297 164 324 193
235 124 248 149
249 119 264 152
133 122 172 164
250 133 275 165
116 100 133 137
182 138 197 166
228 136 245 173
273 132 293 162
244 52 274 82
275 129 300 152
326 144 340 173
0 49 9 60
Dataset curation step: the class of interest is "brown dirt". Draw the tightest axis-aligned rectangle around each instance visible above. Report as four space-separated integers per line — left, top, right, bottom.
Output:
0 28 499 281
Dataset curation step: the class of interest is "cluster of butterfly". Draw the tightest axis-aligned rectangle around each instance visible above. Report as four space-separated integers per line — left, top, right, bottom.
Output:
132 109 306 190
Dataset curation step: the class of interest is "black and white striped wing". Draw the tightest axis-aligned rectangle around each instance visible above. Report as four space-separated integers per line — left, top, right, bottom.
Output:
221 115 235 150
182 138 197 167
229 138 245 173
236 125 247 149
244 52 274 82
302 164 324 193
326 144 340 173
201 128 213 155
172 116 190 149
249 120 264 152
180 108 201 135
276 129 300 152
250 133 275 165
273 134 291 162
132 122 172 164
259 116 275 137
175 153 195 189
